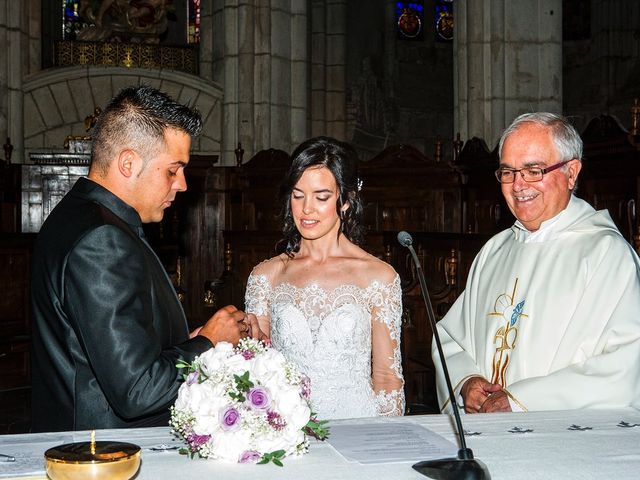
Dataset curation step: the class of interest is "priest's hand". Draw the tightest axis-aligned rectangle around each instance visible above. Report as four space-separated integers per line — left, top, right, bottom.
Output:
461 376 502 413
479 389 512 413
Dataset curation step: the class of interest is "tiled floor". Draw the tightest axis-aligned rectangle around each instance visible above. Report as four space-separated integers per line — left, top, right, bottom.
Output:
0 388 31 434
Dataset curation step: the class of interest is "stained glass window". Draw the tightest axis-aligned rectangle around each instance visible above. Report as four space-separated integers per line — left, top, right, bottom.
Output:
435 0 453 42
188 0 201 44
396 2 424 41
61 1 201 45
62 0 89 40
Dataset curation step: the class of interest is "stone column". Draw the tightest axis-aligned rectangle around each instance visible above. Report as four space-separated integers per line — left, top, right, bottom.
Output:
199 0 214 81
0 1 28 163
290 1 309 147
454 0 562 149
310 0 347 140
212 1 239 165
212 0 310 165
310 1 326 137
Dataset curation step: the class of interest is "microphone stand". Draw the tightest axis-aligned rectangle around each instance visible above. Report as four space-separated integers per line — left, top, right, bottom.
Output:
398 231 490 480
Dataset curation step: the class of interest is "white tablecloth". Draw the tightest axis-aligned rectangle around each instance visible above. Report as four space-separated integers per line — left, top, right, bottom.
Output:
1 408 639 479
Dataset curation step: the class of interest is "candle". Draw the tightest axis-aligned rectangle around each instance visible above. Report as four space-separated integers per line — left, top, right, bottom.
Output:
45 431 140 480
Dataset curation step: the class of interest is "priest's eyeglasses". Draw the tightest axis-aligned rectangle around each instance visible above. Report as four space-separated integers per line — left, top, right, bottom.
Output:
495 160 571 184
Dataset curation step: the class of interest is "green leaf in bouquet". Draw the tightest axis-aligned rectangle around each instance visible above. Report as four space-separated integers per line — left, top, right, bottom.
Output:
233 371 254 393
258 449 286 466
304 416 330 440
176 360 195 380
178 447 196 458
176 359 209 383
228 391 246 402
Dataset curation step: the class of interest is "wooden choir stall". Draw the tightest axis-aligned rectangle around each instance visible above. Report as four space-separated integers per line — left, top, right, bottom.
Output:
2 108 640 432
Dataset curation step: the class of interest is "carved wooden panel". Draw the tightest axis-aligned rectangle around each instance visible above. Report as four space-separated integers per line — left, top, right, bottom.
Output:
0 235 35 391
454 137 514 234
579 115 640 244
360 144 462 233
21 154 90 233
142 155 221 328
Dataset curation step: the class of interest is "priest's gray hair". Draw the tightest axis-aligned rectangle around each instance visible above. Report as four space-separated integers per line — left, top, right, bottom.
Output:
498 112 583 165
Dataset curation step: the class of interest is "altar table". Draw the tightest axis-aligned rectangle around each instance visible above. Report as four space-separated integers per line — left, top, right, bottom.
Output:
1 408 639 479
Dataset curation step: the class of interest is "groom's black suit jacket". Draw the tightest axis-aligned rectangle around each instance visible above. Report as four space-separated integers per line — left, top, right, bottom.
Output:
30 177 212 432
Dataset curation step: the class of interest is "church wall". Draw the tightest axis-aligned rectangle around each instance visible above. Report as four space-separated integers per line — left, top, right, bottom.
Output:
0 1 638 166
22 67 223 160
563 0 640 132
346 0 453 160
212 0 315 165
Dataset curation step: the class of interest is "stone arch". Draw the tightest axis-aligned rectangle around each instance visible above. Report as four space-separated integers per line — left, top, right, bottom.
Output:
22 66 223 155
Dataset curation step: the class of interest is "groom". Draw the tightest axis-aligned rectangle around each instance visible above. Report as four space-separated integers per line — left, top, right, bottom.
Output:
30 85 260 432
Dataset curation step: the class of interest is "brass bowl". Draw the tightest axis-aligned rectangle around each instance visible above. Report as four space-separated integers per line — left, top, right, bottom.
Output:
45 441 141 480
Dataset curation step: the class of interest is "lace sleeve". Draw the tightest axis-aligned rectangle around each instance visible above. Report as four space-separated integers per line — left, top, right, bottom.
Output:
369 274 405 416
244 274 272 317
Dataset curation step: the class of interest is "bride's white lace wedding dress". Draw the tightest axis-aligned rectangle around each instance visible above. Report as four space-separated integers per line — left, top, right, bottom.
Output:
245 273 405 420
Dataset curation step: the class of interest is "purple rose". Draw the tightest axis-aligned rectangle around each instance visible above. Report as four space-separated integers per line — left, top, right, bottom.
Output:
247 387 271 411
219 406 241 431
186 371 199 386
238 450 262 464
186 432 211 449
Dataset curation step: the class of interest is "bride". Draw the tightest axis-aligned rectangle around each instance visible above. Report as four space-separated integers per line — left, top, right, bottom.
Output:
244 136 405 419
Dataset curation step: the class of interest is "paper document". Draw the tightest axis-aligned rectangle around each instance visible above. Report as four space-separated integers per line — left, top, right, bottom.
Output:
327 421 458 464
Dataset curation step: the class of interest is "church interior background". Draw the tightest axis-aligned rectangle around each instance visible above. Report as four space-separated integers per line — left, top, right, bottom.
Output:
1 0 639 433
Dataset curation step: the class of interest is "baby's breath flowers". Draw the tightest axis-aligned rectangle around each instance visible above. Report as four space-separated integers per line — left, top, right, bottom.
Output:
170 338 328 465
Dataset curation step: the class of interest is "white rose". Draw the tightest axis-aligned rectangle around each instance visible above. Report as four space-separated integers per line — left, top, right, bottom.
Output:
274 385 306 415
252 354 283 382
193 414 219 435
180 381 228 420
225 352 251 375
209 428 252 462
213 342 234 354
257 434 286 453
258 428 304 454
174 383 192 411
199 343 234 374
281 428 305 452
285 402 311 431
177 382 209 412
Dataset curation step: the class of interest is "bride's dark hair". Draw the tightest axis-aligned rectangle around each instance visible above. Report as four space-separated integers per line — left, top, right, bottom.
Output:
277 136 364 257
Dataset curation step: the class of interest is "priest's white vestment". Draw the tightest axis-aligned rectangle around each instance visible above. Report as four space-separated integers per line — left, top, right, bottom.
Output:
434 196 640 412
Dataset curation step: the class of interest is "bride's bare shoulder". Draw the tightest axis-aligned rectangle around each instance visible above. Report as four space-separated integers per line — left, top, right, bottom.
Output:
250 254 291 279
354 249 399 285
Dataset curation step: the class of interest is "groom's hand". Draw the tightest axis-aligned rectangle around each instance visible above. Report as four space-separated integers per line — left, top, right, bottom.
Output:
198 305 246 346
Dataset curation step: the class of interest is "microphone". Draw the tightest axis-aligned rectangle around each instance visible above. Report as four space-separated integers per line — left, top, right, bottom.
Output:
398 231 490 480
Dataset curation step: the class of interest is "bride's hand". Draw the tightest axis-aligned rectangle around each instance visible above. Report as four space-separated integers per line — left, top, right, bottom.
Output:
246 313 271 345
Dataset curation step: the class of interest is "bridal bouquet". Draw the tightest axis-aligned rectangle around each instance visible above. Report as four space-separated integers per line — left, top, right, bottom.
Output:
170 338 328 465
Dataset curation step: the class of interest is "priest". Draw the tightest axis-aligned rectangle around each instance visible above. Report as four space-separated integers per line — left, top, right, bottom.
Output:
434 112 640 413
